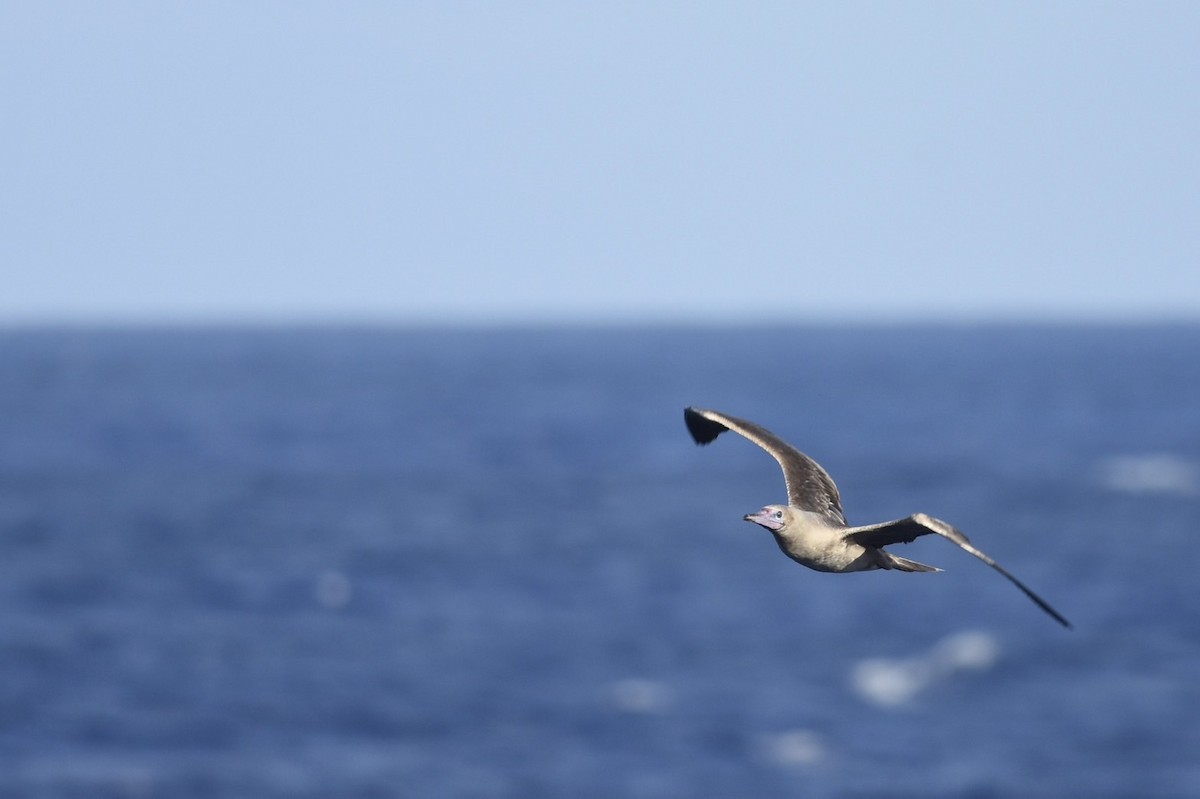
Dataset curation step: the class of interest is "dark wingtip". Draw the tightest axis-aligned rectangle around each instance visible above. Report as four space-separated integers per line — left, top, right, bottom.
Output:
1016 581 1073 629
1015 581 1074 630
684 406 728 446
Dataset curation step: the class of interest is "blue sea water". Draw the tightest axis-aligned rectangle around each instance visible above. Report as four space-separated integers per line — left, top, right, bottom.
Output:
0 325 1197 798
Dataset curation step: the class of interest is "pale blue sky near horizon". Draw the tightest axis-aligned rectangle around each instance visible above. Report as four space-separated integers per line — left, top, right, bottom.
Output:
2 3 1198 325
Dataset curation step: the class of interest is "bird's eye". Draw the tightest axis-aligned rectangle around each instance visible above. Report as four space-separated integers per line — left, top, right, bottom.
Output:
773 510 783 519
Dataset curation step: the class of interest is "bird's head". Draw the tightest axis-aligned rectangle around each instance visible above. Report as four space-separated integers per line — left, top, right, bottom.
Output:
743 504 791 532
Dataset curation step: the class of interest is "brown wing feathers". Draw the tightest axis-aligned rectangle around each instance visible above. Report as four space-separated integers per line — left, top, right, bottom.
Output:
684 407 847 525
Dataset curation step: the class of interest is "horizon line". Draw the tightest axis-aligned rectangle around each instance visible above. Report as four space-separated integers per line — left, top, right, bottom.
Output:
2 312 1199 332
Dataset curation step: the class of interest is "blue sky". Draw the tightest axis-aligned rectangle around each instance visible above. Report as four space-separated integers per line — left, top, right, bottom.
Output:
3 3 1198 324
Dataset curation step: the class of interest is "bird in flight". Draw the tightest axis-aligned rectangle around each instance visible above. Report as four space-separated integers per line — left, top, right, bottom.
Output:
684 407 1071 628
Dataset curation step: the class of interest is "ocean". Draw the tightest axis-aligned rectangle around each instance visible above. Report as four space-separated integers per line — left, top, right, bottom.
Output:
0 325 1197 798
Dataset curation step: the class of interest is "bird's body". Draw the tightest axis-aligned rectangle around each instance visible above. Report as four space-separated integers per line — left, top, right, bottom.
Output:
684 406 1071 628
763 509 876 572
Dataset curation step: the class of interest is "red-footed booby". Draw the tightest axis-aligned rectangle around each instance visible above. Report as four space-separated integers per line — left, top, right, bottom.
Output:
684 407 1071 628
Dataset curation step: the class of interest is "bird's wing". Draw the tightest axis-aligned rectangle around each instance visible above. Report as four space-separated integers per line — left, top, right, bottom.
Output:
684 407 846 525
846 513 1072 629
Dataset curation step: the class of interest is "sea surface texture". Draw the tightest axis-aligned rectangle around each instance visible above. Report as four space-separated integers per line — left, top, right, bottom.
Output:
0 326 1197 798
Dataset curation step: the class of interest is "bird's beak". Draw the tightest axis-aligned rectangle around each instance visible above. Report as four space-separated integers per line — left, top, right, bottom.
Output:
743 509 784 531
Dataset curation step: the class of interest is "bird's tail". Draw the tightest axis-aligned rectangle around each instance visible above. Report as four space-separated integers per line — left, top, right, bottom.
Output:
878 552 942 573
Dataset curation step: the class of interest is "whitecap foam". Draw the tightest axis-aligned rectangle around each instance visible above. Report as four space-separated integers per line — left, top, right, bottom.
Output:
929 630 1001 673
758 728 828 767
609 677 671 714
850 630 1000 708
850 657 932 707
1098 454 1199 496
